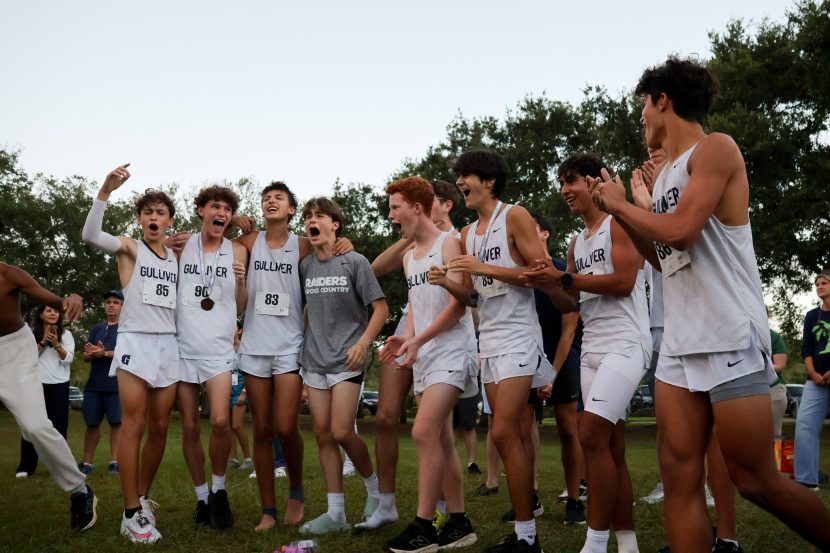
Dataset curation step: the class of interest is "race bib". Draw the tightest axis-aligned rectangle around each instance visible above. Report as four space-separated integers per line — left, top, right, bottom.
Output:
579 266 606 302
475 276 508 299
182 282 222 306
656 242 691 277
255 291 289 316
142 279 176 309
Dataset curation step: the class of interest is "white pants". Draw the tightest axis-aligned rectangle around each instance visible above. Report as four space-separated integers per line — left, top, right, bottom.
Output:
0 326 85 492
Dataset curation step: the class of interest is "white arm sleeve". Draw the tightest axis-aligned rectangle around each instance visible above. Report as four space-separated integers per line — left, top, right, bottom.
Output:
82 199 122 254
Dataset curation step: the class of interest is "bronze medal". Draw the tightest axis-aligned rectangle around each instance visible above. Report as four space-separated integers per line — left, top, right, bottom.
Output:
200 298 215 311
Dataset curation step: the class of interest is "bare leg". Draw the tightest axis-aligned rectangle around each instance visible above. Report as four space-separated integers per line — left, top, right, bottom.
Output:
609 421 635 531
330 382 373 478
713 394 830 549
138 383 177 498
109 423 121 463
307 387 343 493
554 401 583 499
116 371 149 509
205 373 233 479
706 430 737 541
463 427 477 466
177 382 206 489
230 405 250 460
579 411 619 531
375 362 412 493
245 374 277 531
83 425 101 465
274 372 305 524
485 414 500 489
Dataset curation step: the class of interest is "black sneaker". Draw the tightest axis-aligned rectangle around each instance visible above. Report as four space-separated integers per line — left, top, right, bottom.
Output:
438 515 477 549
193 499 211 526
564 498 586 525
712 538 743 553
658 547 671 553
472 483 499 497
467 462 482 475
70 485 98 531
209 490 233 529
483 533 542 553
384 519 438 552
500 493 544 522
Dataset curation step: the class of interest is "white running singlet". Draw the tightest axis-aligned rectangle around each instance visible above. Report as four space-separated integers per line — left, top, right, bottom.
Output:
238 232 303 356
465 204 544 358
176 235 237 359
651 143 771 359
572 216 651 355
118 240 178 335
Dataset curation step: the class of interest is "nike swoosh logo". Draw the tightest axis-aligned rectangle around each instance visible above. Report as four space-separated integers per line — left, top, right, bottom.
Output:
429 252 437 258
284 249 293 252
592 397 607 402
218 253 227 256
727 359 744 367
597 231 606 235
519 362 529 367
492 227 501 233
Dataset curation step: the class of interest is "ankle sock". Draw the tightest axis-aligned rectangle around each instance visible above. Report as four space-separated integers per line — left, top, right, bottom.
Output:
262 507 277 519
125 506 140 519
581 527 610 553
211 474 225 493
289 486 305 502
515 519 536 545
435 500 447 515
326 492 346 522
615 530 639 553
379 492 396 511
363 473 379 498
195 483 209 502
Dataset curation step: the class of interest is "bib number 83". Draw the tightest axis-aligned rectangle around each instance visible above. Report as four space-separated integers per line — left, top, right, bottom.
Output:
264 293 280 305
656 242 673 260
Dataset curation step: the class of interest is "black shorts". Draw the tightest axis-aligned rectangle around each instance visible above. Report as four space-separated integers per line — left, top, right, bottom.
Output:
82 390 122 426
453 395 478 430
550 369 580 405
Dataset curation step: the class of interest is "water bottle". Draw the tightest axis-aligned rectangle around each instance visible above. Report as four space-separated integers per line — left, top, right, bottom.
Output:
279 539 320 553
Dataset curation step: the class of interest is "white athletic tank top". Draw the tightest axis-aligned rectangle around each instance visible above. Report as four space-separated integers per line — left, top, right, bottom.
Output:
465 204 544 358
176 235 237 359
645 262 664 329
406 232 476 372
652 143 771 357
118 240 178 334
238 232 303 356
573 216 651 354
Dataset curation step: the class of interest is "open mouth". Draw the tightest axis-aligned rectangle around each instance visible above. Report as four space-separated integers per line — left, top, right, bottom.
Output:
460 188 471 198
266 206 278 215
148 223 159 232
391 222 402 234
211 219 226 230
308 226 321 238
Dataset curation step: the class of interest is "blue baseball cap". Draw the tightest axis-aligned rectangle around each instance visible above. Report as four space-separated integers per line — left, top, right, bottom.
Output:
102 290 124 301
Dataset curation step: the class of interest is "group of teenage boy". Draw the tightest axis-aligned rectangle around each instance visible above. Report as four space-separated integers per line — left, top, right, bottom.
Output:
2 56 830 553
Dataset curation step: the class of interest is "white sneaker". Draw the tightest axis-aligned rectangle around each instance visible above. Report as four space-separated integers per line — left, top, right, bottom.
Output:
274 467 287 478
15 471 28 479
705 485 716 508
139 497 159 526
120 511 161 544
343 461 356 477
640 481 665 504
249 470 257 479
239 458 254 471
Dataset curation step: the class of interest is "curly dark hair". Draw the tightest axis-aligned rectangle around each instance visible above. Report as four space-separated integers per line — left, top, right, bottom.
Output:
451 150 509 199
431 180 462 215
557 153 608 181
635 56 720 125
261 181 298 221
135 189 176 218
193 185 239 219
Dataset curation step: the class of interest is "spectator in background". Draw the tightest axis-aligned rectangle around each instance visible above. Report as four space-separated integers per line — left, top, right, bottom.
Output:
794 268 830 491
229 321 253 472
16 305 75 477
78 290 123 475
768 309 789 441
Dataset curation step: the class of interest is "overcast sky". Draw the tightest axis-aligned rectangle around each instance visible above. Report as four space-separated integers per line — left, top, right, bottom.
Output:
1 0 790 200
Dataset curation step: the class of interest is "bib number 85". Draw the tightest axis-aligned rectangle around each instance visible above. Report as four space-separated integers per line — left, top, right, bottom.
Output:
156 283 170 297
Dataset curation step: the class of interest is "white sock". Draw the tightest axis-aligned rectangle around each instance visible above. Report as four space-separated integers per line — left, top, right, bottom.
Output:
211 474 225 493
615 530 639 553
719 538 739 546
195 483 209 502
436 500 447 515
327 492 346 522
71 483 89 495
379 492 396 512
363 473 380 498
581 527 610 553
515 519 536 545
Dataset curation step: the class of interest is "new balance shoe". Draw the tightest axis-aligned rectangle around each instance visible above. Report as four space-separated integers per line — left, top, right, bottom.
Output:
70 485 97 531
557 481 588 503
385 519 438 553
209 489 234 529
121 511 161 544
500 493 544 523
139 496 158 526
483 532 542 553
712 538 743 553
564 498 586 525
193 499 211 526
77 462 94 475
15 471 29 478
437 514 477 549
107 461 119 474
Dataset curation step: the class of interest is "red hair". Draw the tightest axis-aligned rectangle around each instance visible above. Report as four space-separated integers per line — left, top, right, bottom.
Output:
385 176 434 215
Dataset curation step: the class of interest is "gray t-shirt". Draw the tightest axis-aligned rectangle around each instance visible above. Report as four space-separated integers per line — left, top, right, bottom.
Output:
301 251 385 374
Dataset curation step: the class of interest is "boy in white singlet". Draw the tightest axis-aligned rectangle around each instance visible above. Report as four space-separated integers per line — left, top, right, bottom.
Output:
434 150 570 553
175 186 248 529
524 153 650 553
232 182 352 531
590 57 830 552
82 164 179 544
298 197 388 535
380 177 478 552
361 180 464 531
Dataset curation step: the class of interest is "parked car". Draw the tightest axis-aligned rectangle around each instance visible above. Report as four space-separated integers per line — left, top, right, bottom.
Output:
361 390 379 415
629 385 654 413
69 386 84 410
786 384 803 417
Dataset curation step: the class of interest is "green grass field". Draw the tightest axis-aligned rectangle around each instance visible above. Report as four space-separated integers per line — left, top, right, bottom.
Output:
0 410 828 553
